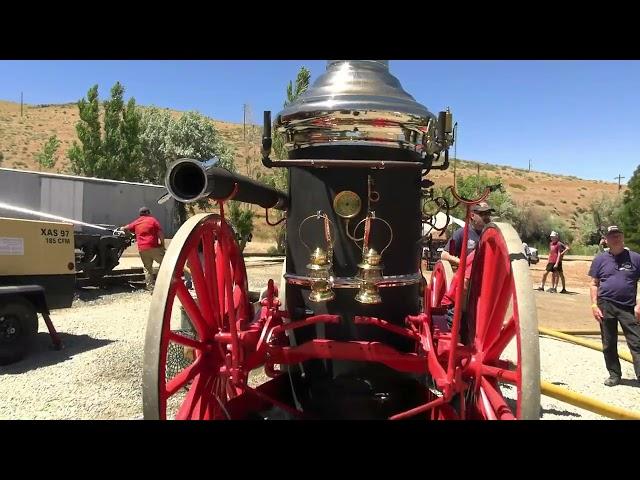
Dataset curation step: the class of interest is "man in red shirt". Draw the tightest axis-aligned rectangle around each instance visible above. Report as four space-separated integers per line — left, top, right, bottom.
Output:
120 206 166 291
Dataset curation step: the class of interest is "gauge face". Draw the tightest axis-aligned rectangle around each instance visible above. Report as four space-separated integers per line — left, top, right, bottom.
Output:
333 190 362 219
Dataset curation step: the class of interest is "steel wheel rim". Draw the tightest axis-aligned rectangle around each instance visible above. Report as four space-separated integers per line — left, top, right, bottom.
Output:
463 222 540 420
143 213 251 420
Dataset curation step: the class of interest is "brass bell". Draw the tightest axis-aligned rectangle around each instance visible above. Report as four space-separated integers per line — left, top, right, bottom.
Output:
307 247 335 303
355 248 383 304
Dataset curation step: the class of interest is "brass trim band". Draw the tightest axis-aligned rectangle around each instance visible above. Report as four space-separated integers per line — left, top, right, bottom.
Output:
284 272 422 289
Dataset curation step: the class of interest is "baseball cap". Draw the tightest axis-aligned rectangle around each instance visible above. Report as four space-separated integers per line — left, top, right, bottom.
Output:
471 201 494 213
549 231 558 237
606 225 623 235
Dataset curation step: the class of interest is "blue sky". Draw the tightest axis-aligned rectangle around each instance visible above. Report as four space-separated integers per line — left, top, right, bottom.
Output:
0 60 637 183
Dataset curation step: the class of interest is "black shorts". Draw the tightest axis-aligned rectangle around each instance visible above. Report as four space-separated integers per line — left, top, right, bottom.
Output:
545 262 563 272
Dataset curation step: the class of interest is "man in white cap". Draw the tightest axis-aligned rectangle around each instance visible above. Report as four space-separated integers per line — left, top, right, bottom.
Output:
537 230 570 293
588 225 640 386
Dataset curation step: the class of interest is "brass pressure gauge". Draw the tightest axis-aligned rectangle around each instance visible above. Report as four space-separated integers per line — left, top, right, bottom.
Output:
333 190 362 219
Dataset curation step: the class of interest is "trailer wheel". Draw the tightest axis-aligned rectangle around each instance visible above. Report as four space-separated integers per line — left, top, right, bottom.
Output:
143 214 252 420
462 222 540 419
0 297 39 365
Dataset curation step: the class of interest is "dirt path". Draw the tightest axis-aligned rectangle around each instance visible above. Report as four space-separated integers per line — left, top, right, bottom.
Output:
528 259 596 330
422 257 617 331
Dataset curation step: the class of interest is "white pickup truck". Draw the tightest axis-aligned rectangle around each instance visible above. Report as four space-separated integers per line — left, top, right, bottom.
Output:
522 243 539 265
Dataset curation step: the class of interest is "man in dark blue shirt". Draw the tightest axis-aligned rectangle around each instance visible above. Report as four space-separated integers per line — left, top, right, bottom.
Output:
588 225 640 386
441 201 493 267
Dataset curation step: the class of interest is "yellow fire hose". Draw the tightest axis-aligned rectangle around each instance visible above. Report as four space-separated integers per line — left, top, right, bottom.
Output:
557 329 622 336
539 326 633 364
538 326 639 419
540 380 640 420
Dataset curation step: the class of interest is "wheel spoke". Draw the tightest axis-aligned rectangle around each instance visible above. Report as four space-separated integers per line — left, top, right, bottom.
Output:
480 363 518 384
203 229 221 329
167 331 207 351
215 240 226 325
475 246 510 349
176 281 208 340
197 375 216 420
478 386 497 420
220 234 239 342
175 370 207 420
482 278 513 350
485 315 516 361
480 377 515 420
165 355 203 397
188 242 214 328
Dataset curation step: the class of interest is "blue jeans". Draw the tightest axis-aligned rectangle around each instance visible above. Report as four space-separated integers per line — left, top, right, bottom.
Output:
446 306 455 329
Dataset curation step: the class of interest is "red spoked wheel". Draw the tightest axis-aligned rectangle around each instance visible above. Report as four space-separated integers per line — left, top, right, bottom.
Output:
461 222 540 420
429 260 454 308
143 213 253 420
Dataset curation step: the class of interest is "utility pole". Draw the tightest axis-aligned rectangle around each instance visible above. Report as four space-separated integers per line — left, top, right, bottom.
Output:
453 159 457 188
20 92 23 117
528 158 531 172
614 174 625 192
243 103 247 142
453 123 458 188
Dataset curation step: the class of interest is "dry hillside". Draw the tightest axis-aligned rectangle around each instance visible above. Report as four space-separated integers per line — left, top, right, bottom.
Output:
0 100 624 238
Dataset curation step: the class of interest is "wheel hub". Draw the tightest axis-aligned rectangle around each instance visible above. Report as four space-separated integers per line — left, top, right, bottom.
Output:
0 315 20 342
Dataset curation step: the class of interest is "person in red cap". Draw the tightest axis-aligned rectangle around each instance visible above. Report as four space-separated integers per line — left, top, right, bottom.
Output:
120 206 166 291
588 225 640 387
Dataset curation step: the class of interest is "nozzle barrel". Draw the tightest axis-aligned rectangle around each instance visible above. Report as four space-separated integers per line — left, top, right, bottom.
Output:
165 158 288 210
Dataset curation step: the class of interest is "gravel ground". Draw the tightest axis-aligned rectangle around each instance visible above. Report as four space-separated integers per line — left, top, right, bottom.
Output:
1 258 638 420
0 287 148 419
499 336 639 420
536 336 639 419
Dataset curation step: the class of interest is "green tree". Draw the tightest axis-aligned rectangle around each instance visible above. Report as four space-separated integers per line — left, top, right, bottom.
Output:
264 66 311 252
575 193 622 245
429 172 515 221
170 111 235 171
67 82 142 182
138 108 238 225
619 164 640 250
510 202 573 247
68 84 102 177
120 97 144 181
228 201 255 252
139 107 175 184
102 81 125 175
36 135 61 169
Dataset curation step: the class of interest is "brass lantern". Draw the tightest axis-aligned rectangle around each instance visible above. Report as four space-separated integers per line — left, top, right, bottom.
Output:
307 247 335 303
299 211 336 303
355 248 383 304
